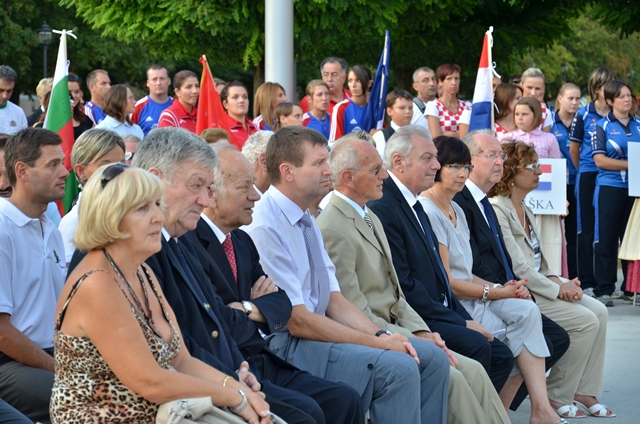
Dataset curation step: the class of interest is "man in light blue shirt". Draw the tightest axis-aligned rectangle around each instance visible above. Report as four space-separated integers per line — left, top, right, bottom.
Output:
245 126 450 424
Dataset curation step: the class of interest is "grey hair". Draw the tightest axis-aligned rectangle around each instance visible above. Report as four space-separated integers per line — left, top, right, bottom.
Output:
122 133 141 144
521 67 545 82
383 125 432 169
132 127 219 183
210 144 242 198
328 138 361 184
412 67 434 83
0 66 18 84
241 130 274 165
461 129 494 156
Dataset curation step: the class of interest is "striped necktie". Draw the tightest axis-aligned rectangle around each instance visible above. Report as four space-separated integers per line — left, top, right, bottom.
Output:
363 212 375 234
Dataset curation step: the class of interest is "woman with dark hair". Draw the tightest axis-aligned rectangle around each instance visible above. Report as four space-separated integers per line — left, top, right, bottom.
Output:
419 137 561 423
158 70 200 133
568 67 617 299
329 65 373 141
592 80 638 304
272 102 303 131
221 81 258 149
493 83 523 138
252 82 287 131
96 84 144 139
425 64 471 138
68 73 94 139
490 141 611 419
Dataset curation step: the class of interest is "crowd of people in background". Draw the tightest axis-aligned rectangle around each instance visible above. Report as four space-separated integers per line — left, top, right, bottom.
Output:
0 54 637 424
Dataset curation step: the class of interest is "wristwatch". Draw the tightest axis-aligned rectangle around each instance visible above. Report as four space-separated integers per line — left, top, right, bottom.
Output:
228 389 248 414
375 329 393 337
241 301 253 316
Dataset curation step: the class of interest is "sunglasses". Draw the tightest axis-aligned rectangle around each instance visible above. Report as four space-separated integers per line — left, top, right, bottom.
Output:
68 74 80 82
100 163 130 189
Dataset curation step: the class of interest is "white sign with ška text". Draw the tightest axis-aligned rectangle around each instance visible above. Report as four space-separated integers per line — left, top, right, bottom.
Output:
524 158 567 215
629 142 640 197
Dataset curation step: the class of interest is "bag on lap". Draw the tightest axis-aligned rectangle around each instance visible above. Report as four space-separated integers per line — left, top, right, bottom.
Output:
157 397 287 424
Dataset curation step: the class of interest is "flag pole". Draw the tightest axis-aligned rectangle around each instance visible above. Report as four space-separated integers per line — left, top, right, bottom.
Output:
487 27 494 132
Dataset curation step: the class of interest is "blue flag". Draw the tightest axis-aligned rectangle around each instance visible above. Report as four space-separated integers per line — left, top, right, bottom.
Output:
363 30 390 132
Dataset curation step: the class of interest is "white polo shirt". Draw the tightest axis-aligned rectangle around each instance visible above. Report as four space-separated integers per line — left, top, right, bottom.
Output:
0 198 66 349
0 101 28 135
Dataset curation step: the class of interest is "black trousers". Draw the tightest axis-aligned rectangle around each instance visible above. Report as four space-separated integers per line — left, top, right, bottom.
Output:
576 172 598 289
510 314 570 410
565 184 579 279
428 320 514 393
256 353 364 424
593 185 635 297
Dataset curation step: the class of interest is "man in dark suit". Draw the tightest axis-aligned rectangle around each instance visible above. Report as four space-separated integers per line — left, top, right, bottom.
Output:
367 126 514 393
184 145 364 424
130 127 363 424
451 130 573 411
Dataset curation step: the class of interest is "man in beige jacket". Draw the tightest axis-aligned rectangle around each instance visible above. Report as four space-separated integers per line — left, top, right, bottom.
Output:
317 136 510 424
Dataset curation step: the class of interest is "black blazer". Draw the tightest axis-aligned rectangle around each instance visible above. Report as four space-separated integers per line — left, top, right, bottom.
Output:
368 177 471 328
453 186 516 285
184 219 291 335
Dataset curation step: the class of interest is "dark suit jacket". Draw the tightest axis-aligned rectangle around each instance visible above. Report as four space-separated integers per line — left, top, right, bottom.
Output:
368 177 472 328
184 218 291 336
453 185 516 285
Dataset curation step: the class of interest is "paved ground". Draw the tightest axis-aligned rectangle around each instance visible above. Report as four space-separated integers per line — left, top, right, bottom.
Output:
508 274 639 424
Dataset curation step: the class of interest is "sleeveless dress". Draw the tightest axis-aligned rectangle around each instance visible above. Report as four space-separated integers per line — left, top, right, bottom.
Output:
50 266 181 423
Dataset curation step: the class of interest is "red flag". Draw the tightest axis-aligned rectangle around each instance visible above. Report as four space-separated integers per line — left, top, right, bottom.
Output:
196 55 231 136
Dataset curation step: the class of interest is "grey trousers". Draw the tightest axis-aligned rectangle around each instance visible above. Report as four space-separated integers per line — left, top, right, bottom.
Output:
0 360 53 424
0 399 31 424
268 333 450 424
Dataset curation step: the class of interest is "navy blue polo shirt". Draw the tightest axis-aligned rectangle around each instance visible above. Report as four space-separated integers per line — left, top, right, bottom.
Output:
592 112 639 188
569 102 604 174
552 113 577 185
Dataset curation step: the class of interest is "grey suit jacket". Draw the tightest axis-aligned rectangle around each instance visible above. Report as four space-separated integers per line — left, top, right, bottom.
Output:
316 193 429 337
489 195 565 301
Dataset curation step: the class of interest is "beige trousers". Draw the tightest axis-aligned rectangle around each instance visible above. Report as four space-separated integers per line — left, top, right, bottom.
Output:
536 294 608 404
448 352 511 424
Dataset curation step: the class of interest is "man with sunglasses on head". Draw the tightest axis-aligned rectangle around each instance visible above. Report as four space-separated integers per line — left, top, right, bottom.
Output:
299 57 351 114
0 128 69 423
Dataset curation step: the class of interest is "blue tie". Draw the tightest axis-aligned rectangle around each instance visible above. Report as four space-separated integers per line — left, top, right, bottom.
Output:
298 212 330 315
412 201 453 307
168 239 235 369
479 196 516 281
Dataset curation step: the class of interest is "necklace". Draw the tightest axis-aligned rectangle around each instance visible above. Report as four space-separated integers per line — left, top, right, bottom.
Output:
429 188 455 221
103 248 155 327
594 102 609 117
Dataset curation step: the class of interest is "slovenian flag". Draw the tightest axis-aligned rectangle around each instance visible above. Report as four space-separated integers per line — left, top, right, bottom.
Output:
196 55 231 138
44 29 77 214
468 27 495 132
362 30 390 132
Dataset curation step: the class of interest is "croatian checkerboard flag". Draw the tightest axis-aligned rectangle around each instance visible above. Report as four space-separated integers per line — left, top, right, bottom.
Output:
362 30 390 132
468 27 495 132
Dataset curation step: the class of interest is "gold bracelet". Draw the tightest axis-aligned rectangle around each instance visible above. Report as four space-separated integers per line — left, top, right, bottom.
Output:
222 375 232 387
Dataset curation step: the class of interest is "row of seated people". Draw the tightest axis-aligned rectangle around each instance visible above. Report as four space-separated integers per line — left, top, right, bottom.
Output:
0 125 611 423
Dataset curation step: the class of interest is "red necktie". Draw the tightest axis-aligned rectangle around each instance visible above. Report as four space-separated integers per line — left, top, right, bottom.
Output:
222 234 238 282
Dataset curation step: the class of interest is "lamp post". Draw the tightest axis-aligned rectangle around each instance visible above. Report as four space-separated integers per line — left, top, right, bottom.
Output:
37 22 52 79
561 62 568 85
628 68 635 93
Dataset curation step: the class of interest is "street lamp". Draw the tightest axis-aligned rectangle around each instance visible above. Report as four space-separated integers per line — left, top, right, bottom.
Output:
628 68 635 93
561 62 568 85
37 22 52 79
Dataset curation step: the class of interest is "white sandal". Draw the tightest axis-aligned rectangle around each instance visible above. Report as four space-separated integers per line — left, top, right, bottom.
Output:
555 404 586 418
574 401 616 418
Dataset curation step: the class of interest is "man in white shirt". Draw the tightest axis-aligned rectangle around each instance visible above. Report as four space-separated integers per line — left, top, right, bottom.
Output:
245 126 450 424
0 66 27 135
0 128 69 423
410 67 436 129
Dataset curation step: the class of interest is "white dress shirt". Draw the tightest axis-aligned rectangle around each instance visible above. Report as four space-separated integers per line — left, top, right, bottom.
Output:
333 190 367 218
0 198 66 348
96 115 144 140
244 185 341 314
201 213 226 243
388 171 423 231
465 179 490 225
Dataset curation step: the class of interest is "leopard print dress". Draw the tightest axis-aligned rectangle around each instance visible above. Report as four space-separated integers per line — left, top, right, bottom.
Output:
50 268 181 423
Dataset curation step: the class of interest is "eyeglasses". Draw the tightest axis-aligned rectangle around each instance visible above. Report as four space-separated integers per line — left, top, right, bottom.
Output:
443 164 474 173
521 163 541 171
475 150 508 161
100 163 130 189
321 72 342 79
350 163 384 176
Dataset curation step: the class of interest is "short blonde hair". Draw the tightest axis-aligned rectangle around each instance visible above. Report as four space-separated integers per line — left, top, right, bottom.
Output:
73 165 164 251
72 129 125 183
